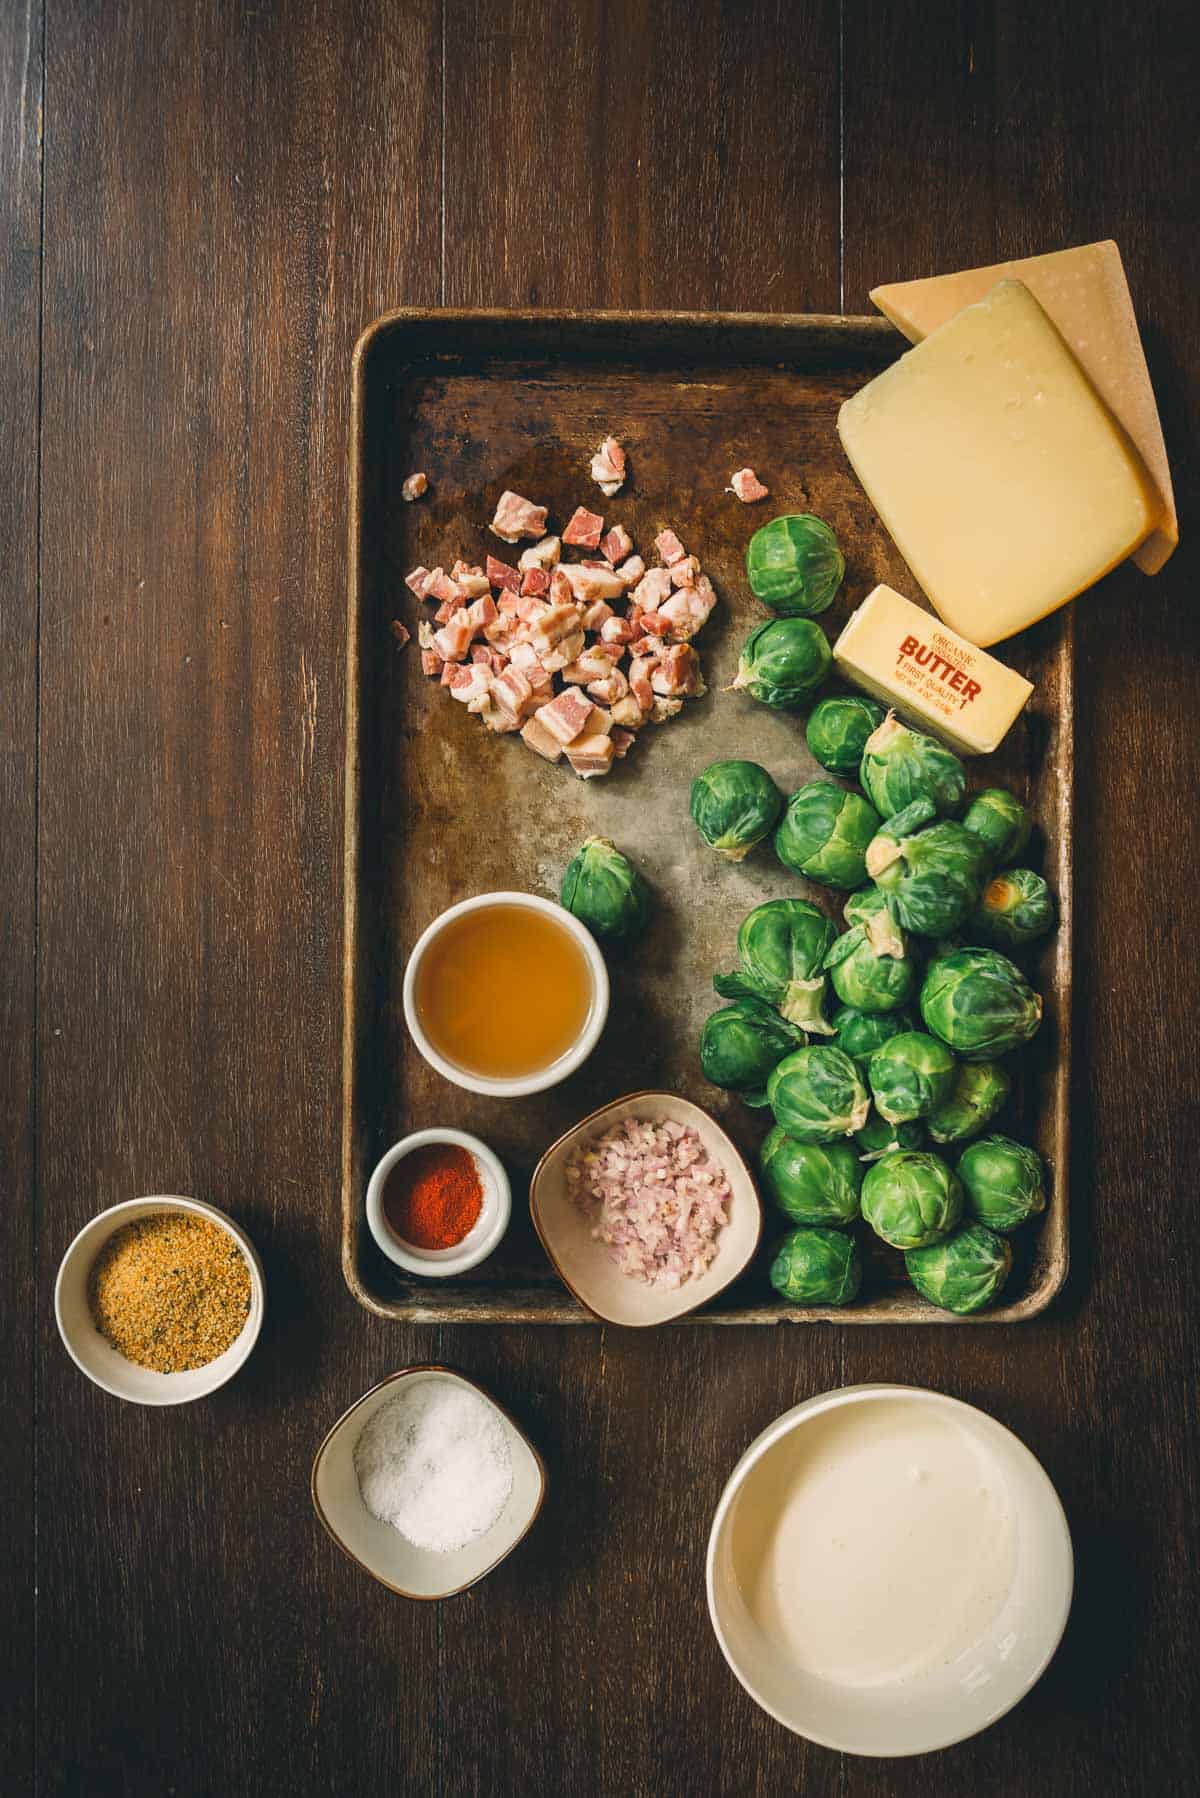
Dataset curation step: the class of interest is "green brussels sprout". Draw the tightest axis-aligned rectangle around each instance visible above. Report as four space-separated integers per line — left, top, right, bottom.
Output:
927 1062 1012 1144
905 1223 1013 1314
745 513 845 616
766 1045 871 1143
855 1115 926 1161
699 997 803 1106
775 781 881 890
713 897 837 1034
759 1127 862 1226
867 1031 957 1124
806 694 886 777
690 759 784 862
962 788 1032 867
830 1004 915 1065
958 1134 1047 1232
825 921 920 1014
843 885 909 957
729 618 832 711
861 1149 963 1248
971 869 1056 950
769 1227 862 1305
865 799 988 937
920 946 1043 1060
559 836 652 943
859 714 966 820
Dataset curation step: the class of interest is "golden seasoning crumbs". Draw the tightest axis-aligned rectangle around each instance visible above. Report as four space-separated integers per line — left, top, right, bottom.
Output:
88 1214 252 1373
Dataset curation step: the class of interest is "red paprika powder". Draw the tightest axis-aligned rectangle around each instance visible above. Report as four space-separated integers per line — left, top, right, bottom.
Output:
384 1142 484 1250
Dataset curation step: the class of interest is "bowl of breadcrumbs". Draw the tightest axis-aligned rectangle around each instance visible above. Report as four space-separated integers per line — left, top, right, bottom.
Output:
55 1195 265 1404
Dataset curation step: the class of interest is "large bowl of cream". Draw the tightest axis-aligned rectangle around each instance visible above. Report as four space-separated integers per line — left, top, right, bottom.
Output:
706 1384 1072 1756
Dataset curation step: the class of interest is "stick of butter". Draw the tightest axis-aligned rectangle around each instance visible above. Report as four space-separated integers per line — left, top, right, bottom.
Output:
833 584 1033 756
838 279 1159 645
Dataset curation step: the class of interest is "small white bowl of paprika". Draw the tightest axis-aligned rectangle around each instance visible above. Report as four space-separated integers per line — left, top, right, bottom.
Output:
365 1129 511 1277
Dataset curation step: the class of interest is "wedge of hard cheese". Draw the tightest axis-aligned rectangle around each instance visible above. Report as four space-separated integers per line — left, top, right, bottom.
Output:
870 242 1176 574
839 280 1159 646
833 584 1033 756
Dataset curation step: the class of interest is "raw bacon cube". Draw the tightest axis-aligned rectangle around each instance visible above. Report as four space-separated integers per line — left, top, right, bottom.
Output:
490 490 549 543
420 650 442 677
486 555 521 591
608 694 645 729
600 525 633 564
565 733 616 778
559 564 626 604
614 554 645 588
562 507 604 549
651 643 702 696
610 727 637 758
401 472 428 502
629 567 672 612
520 715 564 762
539 630 586 673
390 620 411 646
587 668 629 705
427 572 464 605
581 600 615 631
497 590 522 616
518 536 561 571
404 565 431 597
728 467 769 502
654 528 686 565
520 567 551 597
468 593 499 631
600 616 637 646
658 573 717 640
433 610 474 662
669 555 700 588
590 437 626 497
446 663 491 704
628 656 657 713
537 688 596 745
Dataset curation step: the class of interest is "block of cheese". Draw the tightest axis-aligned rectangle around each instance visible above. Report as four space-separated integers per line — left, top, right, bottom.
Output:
838 280 1158 646
870 242 1176 574
833 584 1033 756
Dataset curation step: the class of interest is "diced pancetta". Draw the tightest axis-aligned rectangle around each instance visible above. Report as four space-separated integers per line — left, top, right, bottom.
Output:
517 593 552 624
440 658 458 686
587 668 629 705
518 536 561 571
669 555 700 588
520 567 550 597
530 603 584 653
497 590 522 617
562 507 604 549
490 490 550 543
491 667 536 722
600 524 633 564
608 695 645 729
636 611 671 639
557 563 626 605
658 573 717 640
434 597 457 625
614 554 645 588
427 573 464 605
581 599 615 632
590 437 627 497
538 629 586 673
629 567 673 612
486 555 521 591
651 643 703 696
418 567 445 597
446 663 492 705
566 732 616 778
420 649 442 677
728 467 769 503
467 593 498 631
417 621 436 650
561 648 620 685
655 528 686 565
628 656 657 714
478 698 523 733
390 620 411 646
600 615 637 646
404 566 431 597
520 715 564 762
401 472 428 502
433 610 475 661
650 696 684 723
610 727 637 758
537 688 596 744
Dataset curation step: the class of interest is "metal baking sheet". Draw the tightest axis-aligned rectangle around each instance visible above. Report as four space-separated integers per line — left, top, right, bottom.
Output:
343 309 1071 1323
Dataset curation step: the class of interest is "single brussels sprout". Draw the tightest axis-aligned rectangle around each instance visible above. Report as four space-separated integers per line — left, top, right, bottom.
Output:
699 997 803 1106
905 1223 1012 1314
867 1031 957 1124
745 513 845 617
971 869 1056 950
759 1127 862 1226
769 1226 862 1305
767 1045 871 1143
920 947 1043 1060
855 1114 926 1161
958 1133 1047 1232
729 617 832 711
825 921 920 1014
861 1149 963 1248
962 788 1032 867
865 799 988 938
859 714 966 820
843 885 909 957
690 760 784 862
927 1061 1012 1144
806 694 886 777
559 836 652 943
775 781 881 890
713 898 837 1034
830 1004 915 1065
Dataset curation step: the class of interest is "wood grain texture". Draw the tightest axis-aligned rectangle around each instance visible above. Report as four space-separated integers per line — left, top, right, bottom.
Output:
25 1 1200 1795
1 2 42 1789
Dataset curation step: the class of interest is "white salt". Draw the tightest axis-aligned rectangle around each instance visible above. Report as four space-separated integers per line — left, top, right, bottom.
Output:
353 1381 513 1553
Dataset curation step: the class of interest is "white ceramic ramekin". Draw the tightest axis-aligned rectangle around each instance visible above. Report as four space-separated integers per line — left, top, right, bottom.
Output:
366 1128 512 1277
706 1383 1073 1757
401 890 609 1097
54 1195 265 1405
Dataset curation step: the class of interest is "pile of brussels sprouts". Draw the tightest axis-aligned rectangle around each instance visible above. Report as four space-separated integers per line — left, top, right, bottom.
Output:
693 577 1058 1312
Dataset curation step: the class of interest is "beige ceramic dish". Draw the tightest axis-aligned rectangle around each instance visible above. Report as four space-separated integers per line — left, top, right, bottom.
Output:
529 1091 763 1327
311 1366 546 1599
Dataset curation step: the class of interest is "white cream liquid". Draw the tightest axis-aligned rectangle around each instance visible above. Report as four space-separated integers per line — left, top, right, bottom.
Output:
734 1399 1017 1689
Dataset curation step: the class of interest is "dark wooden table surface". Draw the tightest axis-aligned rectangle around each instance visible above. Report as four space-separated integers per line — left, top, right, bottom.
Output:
4 2 1197 1793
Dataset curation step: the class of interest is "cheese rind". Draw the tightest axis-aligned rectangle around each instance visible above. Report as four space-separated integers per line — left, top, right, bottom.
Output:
832 585 1033 756
839 280 1158 646
870 242 1176 573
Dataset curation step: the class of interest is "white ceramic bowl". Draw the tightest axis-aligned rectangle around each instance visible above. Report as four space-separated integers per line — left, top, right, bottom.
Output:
312 1366 546 1599
365 1128 511 1277
54 1195 265 1405
530 1091 763 1326
401 890 609 1097
707 1383 1073 1757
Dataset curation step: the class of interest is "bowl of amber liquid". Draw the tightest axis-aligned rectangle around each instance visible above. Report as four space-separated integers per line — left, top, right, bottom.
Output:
402 891 609 1097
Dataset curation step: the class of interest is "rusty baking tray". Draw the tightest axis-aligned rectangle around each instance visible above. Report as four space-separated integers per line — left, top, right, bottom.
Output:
343 309 1071 1323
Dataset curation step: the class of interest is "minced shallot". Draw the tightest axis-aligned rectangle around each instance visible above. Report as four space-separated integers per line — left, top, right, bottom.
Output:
565 1116 732 1290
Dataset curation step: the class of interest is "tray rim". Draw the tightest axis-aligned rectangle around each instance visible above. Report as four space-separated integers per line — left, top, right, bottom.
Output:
342 305 1072 1326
